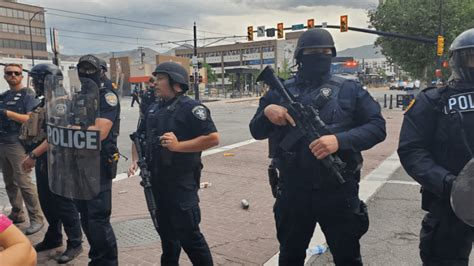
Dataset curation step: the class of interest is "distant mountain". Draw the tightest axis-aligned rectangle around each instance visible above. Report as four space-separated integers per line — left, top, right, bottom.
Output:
49 47 161 64
338 44 384 59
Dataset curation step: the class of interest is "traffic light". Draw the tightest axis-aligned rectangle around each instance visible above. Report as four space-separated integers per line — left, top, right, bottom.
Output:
266 28 275 37
307 19 314 29
197 62 203 69
198 75 203 83
247 26 253 41
437 35 444 56
277 23 284 39
340 15 348 32
190 75 195 83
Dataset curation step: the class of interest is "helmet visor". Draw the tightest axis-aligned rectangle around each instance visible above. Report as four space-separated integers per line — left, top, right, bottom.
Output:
450 48 474 82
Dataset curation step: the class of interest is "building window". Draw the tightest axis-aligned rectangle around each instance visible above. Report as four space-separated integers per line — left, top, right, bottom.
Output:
0 38 46 51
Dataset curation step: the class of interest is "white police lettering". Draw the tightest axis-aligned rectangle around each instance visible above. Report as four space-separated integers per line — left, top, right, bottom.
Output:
47 124 100 150
444 92 474 114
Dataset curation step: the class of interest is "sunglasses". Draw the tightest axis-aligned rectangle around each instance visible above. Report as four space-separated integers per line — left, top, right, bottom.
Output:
5 71 22 76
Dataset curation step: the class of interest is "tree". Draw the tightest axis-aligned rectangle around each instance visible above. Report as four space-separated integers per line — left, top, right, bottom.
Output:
203 62 217 84
368 0 474 80
278 58 292 80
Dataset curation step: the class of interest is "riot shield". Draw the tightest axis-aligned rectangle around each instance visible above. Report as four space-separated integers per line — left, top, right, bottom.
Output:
45 75 101 200
450 158 474 227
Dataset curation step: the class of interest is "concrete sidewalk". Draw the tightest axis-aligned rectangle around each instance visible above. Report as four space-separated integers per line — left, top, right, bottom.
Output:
16 108 404 265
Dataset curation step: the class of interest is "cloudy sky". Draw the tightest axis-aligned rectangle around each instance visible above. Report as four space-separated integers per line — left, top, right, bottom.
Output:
24 0 379 55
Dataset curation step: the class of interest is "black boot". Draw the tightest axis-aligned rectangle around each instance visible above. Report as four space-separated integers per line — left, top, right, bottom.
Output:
34 240 63 252
56 244 83 264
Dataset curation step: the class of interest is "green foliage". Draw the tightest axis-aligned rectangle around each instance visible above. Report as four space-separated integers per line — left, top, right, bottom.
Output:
369 0 474 80
278 59 292 80
203 62 218 83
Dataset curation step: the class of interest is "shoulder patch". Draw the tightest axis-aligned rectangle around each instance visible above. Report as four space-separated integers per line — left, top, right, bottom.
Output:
105 92 118 107
192 105 208 121
320 87 332 97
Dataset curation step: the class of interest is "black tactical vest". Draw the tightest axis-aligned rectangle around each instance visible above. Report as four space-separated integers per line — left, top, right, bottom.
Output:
0 88 29 143
145 96 201 173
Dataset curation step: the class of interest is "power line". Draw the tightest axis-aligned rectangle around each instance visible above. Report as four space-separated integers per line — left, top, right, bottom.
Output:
47 33 173 50
55 28 168 42
44 7 227 36
47 13 193 37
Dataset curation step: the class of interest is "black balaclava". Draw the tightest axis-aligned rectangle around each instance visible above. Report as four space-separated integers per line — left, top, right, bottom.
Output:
298 53 332 81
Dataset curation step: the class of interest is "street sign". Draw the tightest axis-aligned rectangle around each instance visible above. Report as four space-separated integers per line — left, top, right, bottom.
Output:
291 24 304 31
192 55 198 66
257 26 265 37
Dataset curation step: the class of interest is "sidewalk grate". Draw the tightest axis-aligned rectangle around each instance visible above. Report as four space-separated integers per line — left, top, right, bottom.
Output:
113 218 160 248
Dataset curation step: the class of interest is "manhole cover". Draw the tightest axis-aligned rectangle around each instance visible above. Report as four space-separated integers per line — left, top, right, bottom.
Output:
113 218 160 248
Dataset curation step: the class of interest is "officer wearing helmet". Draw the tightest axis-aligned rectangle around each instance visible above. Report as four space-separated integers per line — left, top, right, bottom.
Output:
128 61 219 265
398 28 474 265
249 29 386 265
73 54 120 265
21 63 83 263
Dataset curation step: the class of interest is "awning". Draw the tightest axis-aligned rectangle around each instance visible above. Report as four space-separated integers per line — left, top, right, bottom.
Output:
128 76 151 83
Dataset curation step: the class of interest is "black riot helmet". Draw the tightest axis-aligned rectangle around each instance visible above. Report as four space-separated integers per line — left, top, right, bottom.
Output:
152 61 189 91
29 63 62 96
98 58 108 72
77 54 101 86
449 28 474 84
294 28 337 61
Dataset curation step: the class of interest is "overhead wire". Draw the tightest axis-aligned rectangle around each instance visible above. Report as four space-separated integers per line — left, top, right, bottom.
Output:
44 7 227 36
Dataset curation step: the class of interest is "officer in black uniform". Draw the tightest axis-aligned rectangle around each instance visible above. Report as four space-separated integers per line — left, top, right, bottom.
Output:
398 28 474 265
139 77 157 118
98 58 114 90
128 62 219 265
249 29 386 265
21 63 83 263
74 55 120 266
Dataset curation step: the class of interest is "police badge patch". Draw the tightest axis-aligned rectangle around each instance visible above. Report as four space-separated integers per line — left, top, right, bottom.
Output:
192 105 208 121
321 88 332 97
105 92 118 107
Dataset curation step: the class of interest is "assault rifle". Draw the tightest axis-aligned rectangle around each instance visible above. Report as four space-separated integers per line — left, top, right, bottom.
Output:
130 132 159 231
257 66 346 184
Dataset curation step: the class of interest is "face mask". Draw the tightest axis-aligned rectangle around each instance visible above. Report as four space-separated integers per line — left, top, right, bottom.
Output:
299 54 332 80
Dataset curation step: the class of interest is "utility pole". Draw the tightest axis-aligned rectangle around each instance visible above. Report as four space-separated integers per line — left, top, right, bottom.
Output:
193 22 199 101
138 46 145 65
437 0 443 69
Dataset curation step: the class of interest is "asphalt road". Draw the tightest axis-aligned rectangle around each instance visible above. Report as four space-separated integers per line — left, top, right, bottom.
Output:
308 167 474 266
115 97 259 175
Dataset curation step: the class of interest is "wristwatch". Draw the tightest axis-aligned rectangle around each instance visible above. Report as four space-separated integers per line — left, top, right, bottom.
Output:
28 152 38 160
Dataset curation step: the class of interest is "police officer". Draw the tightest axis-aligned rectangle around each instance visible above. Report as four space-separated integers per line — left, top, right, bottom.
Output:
98 58 114 90
128 62 219 265
139 77 157 117
21 63 83 263
0 63 44 234
398 28 474 265
249 29 386 265
74 55 120 265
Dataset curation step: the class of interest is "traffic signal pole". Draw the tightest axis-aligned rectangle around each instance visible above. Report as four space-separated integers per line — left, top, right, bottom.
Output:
193 22 199 101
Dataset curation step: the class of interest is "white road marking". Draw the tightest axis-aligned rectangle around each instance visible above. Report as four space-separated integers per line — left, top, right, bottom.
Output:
264 151 404 266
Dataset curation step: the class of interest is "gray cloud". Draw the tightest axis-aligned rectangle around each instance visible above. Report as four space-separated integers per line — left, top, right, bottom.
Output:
25 0 377 55
232 0 378 10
